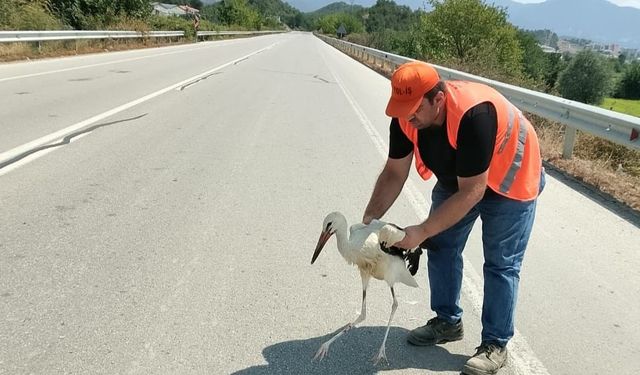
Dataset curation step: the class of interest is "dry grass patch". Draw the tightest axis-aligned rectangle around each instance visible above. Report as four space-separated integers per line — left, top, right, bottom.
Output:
0 38 189 62
0 42 32 61
534 115 640 211
547 156 640 211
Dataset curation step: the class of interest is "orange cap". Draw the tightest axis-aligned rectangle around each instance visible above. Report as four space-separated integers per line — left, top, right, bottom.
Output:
385 61 440 118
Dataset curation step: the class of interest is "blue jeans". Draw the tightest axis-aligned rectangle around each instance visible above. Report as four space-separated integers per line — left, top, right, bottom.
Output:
425 172 545 347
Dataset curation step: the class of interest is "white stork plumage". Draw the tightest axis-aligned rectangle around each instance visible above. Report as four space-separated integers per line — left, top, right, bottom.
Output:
310 211 423 365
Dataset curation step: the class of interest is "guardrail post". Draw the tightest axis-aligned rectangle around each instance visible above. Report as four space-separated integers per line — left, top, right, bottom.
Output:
562 126 577 159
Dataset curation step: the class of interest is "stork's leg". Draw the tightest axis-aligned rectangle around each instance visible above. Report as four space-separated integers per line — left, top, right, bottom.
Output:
372 286 398 365
313 273 370 361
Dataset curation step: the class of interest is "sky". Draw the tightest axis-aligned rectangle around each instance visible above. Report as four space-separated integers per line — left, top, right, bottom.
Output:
513 0 640 8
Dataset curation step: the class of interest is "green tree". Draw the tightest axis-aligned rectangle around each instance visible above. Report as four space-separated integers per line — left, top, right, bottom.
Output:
365 0 416 32
248 0 300 29
48 0 151 29
415 0 524 80
615 62 640 99
516 29 548 84
542 52 566 93
216 0 262 29
201 4 223 24
618 53 627 66
0 0 62 30
557 50 611 104
529 29 558 49
316 13 364 35
289 12 308 29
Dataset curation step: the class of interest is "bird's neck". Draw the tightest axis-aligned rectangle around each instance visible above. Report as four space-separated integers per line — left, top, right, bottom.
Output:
334 228 351 258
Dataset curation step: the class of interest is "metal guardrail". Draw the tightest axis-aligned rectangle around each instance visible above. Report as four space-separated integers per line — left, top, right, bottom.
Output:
197 30 285 38
0 30 184 43
316 34 640 158
0 30 286 44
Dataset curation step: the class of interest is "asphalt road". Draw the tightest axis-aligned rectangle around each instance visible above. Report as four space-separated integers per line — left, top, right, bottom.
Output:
1 32 638 374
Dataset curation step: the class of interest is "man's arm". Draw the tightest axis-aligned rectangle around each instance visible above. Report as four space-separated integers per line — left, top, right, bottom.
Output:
362 153 412 224
394 172 487 249
394 102 497 249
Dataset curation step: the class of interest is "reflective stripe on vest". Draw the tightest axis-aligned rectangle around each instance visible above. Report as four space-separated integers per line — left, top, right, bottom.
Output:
499 109 528 194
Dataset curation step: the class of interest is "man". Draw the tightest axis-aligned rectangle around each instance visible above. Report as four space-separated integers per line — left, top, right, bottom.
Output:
362 61 545 375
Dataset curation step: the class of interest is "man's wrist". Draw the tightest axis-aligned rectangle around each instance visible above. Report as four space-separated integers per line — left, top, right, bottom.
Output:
418 222 432 241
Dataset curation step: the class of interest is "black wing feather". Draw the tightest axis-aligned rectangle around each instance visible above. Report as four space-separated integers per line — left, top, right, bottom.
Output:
405 248 422 276
379 241 423 276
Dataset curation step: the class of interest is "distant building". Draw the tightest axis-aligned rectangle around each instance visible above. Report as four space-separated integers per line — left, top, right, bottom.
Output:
151 2 199 17
179 5 200 16
557 39 581 54
583 42 622 58
538 44 558 53
609 44 621 57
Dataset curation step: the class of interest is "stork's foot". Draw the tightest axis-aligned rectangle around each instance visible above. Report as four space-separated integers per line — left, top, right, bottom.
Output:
313 342 331 362
312 322 356 362
372 346 389 366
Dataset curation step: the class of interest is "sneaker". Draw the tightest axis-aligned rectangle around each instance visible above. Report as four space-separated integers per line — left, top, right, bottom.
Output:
407 317 464 346
462 342 508 375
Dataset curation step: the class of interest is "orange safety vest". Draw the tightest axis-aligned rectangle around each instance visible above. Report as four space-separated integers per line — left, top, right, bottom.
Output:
398 81 542 201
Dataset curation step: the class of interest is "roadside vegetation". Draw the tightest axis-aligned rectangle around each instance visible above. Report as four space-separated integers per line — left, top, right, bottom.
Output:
0 0 296 61
602 98 640 117
1 0 639 212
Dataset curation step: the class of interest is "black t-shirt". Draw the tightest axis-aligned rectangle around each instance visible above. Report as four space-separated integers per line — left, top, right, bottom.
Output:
389 102 498 192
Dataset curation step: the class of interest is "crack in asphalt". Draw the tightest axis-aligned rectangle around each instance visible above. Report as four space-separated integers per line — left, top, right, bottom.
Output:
178 72 222 91
0 113 148 170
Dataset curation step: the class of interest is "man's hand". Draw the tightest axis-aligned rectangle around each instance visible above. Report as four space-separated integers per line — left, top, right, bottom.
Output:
393 225 427 250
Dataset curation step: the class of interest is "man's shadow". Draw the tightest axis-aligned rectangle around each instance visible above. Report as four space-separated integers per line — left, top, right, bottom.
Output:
232 326 468 374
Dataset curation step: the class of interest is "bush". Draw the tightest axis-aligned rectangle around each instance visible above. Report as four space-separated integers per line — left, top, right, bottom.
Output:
615 62 640 99
148 15 196 38
356 29 419 58
48 0 152 30
0 0 63 30
316 12 364 35
557 50 612 105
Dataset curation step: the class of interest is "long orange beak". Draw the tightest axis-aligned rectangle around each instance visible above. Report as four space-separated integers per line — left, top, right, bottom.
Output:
311 230 333 264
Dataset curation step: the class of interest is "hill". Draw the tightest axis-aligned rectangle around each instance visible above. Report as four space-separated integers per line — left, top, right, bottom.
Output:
491 0 640 48
283 0 639 48
248 0 300 17
307 1 365 15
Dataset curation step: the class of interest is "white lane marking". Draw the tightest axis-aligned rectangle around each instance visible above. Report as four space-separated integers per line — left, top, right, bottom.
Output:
0 43 278 173
0 39 250 83
0 133 90 177
321 47 551 375
0 146 57 177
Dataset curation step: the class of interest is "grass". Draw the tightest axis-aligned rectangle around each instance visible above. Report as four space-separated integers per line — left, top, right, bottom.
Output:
601 98 640 117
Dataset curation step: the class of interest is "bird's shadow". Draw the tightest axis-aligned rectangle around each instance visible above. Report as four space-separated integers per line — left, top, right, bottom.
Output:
231 326 468 374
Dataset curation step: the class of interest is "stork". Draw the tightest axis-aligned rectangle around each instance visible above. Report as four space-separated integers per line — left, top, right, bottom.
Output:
310 211 423 365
